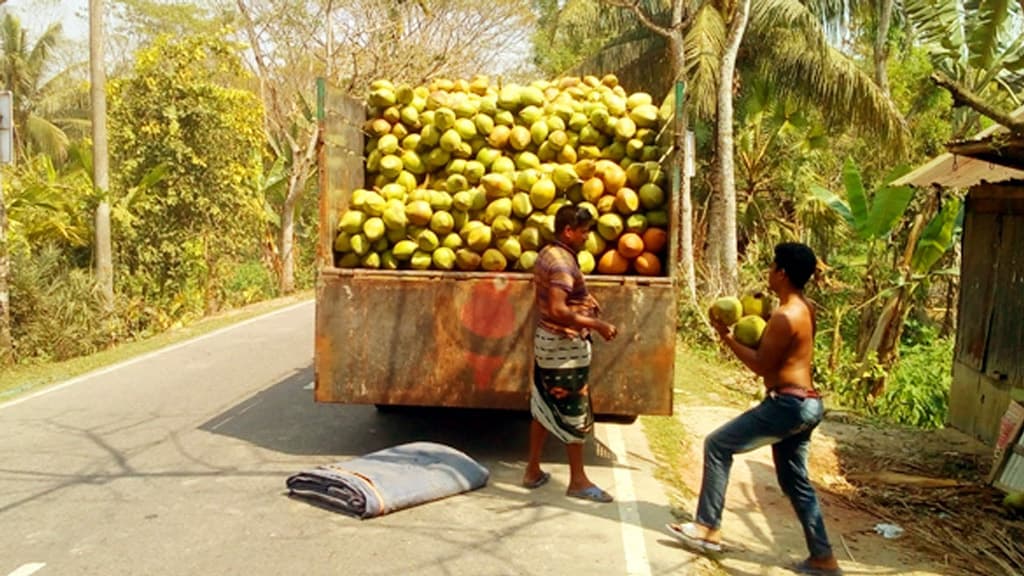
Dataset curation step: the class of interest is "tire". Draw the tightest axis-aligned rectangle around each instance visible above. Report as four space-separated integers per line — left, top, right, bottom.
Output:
595 413 638 425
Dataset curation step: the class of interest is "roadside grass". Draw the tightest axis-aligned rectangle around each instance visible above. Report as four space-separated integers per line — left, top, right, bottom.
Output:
0 292 313 402
641 342 751 576
641 344 751 510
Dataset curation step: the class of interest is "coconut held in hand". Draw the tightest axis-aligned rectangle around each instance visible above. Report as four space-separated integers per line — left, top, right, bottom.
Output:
709 296 743 326
734 315 767 348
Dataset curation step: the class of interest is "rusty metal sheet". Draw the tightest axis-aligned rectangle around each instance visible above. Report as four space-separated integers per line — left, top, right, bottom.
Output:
315 270 675 416
893 105 1024 188
317 82 364 268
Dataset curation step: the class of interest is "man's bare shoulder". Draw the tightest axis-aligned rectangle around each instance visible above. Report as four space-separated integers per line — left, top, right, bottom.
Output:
775 298 814 331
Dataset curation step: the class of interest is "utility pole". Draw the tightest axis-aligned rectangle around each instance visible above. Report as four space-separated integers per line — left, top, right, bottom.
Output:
91 0 114 312
0 91 14 364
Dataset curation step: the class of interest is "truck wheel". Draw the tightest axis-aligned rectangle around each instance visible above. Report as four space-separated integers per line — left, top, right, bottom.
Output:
596 414 638 425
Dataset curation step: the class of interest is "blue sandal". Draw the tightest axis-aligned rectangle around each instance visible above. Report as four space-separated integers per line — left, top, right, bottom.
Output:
522 471 550 489
566 485 614 503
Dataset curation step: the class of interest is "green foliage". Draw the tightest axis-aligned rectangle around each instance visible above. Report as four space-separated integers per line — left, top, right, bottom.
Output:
676 298 715 350
814 348 885 413
903 0 1024 137
2 155 92 256
813 303 952 428
223 261 278 307
108 34 265 326
530 0 659 78
8 245 111 362
732 82 840 258
886 45 954 160
911 197 962 274
810 159 914 241
875 336 952 429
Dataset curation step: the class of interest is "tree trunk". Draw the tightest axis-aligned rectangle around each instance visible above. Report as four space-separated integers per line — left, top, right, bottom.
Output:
278 123 319 295
874 0 893 97
713 0 750 296
279 202 296 295
91 0 114 313
669 31 696 304
237 0 320 296
0 170 11 365
706 152 724 293
941 258 957 338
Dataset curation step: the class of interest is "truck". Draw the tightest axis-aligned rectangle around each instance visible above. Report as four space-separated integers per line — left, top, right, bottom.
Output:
312 78 678 420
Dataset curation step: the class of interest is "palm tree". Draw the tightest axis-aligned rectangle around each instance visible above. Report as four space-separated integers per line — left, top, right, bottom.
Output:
0 14 78 161
538 0 907 293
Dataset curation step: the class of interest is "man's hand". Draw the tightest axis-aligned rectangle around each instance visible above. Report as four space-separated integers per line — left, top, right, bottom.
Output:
708 307 730 339
595 321 618 341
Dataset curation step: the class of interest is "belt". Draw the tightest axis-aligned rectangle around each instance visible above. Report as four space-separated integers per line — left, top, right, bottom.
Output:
769 386 821 400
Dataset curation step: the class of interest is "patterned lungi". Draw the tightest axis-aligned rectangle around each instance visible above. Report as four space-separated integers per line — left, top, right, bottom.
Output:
530 326 594 444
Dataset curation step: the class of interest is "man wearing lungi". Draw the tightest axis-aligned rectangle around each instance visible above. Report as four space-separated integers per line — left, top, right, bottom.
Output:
666 242 842 576
522 205 619 503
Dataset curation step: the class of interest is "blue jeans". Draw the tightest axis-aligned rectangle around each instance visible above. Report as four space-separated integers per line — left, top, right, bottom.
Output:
695 394 833 559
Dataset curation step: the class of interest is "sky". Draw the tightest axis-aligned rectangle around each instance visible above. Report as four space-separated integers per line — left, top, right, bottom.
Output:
5 0 89 44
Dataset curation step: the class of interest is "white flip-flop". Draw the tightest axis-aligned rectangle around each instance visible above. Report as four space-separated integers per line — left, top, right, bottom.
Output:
665 522 723 553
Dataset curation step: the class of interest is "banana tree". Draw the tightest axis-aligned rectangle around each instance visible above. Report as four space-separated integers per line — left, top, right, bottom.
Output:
904 0 1024 137
812 158 961 395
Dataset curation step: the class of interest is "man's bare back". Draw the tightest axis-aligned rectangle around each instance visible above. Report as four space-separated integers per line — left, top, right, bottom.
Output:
762 294 815 391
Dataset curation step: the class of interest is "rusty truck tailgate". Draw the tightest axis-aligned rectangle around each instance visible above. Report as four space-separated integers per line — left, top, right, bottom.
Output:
315 269 675 416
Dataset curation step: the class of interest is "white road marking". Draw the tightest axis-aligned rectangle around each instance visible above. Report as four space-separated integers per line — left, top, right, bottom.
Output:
607 425 652 576
0 300 313 411
7 563 45 576
209 397 263 431
303 382 314 390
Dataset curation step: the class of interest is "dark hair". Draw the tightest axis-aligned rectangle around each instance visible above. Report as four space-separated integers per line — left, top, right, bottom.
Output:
774 242 817 289
554 204 594 235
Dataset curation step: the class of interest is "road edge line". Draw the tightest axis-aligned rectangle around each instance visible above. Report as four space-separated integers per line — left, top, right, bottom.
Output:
7 563 46 576
607 424 653 576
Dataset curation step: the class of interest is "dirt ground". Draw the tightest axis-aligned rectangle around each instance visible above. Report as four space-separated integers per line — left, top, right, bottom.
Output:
668 354 1024 576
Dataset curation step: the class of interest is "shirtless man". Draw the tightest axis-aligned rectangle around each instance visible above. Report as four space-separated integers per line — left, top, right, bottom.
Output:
667 242 842 576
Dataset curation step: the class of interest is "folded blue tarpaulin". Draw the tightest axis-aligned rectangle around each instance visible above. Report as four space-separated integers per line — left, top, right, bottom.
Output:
286 442 490 519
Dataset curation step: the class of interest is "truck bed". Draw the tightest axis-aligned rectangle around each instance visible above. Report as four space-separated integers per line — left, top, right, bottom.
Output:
315 268 674 416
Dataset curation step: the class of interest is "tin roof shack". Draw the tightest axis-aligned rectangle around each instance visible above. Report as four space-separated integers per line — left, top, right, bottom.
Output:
896 123 1024 445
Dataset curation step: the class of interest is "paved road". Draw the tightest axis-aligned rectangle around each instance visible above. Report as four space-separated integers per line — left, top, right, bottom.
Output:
0 300 693 576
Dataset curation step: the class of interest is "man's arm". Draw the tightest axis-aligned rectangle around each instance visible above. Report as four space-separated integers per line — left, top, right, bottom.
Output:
715 310 792 376
548 284 617 340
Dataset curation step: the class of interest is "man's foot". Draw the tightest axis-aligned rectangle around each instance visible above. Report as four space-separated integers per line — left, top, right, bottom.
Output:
565 484 613 503
789 556 843 576
665 522 723 553
522 470 550 489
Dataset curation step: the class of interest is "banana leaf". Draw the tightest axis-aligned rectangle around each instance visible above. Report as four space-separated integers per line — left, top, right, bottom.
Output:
912 198 963 274
842 158 869 236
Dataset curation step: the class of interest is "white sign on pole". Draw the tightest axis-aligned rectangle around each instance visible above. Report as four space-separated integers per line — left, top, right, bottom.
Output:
0 91 12 165
685 130 695 178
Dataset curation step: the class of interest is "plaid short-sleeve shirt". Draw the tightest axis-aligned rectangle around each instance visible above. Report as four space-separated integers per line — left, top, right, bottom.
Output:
534 241 597 338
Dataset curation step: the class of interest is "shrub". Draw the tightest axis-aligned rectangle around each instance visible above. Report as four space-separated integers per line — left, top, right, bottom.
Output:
876 336 952 429
9 245 111 362
223 260 278 307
